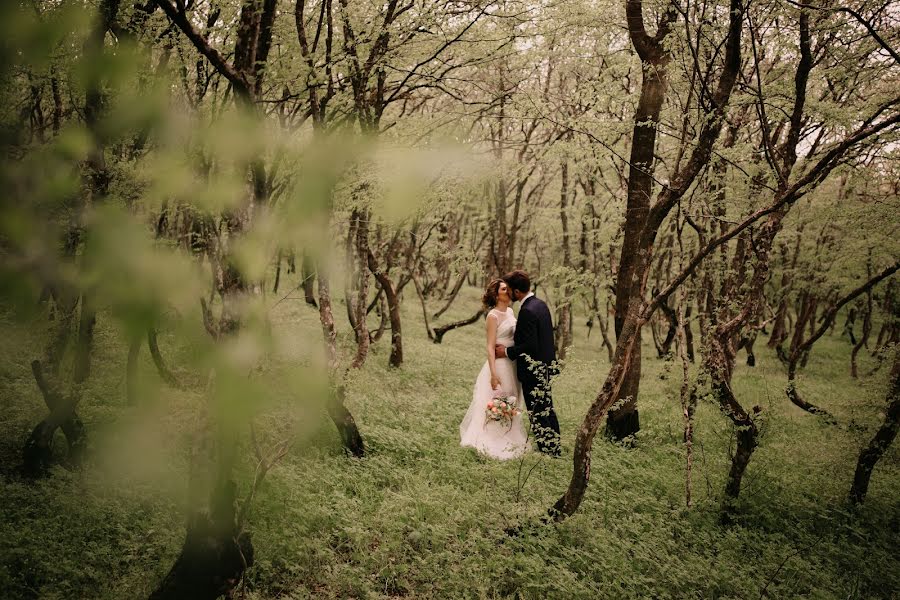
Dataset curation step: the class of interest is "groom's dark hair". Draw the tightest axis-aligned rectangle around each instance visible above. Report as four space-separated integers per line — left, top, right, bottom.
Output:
504 270 530 295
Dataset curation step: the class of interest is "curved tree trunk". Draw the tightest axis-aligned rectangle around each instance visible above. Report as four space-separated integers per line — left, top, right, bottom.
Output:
367 249 403 368
785 262 899 420
433 310 485 344
25 293 95 473
152 0 286 594
849 354 900 504
24 0 117 475
325 384 365 458
785 358 834 419
715 376 758 507
737 333 757 367
432 269 467 320
768 235 803 348
768 300 789 348
658 299 678 358
148 328 180 388
552 308 643 518
596 302 615 363
553 0 744 520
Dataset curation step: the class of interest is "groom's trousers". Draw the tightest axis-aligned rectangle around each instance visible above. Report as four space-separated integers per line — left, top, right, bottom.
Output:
522 367 561 455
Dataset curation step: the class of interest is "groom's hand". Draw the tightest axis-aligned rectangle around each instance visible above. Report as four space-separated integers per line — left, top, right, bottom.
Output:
495 345 508 358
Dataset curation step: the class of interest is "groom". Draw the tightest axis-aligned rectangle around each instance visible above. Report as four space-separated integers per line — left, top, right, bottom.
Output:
495 270 562 456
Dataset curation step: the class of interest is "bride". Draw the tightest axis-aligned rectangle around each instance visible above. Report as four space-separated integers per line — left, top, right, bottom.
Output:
459 279 529 459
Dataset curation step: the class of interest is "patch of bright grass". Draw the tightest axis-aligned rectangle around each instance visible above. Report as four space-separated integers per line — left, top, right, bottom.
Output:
1 288 897 599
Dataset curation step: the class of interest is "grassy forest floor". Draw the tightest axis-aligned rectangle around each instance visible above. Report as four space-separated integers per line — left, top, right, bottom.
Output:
1 286 898 599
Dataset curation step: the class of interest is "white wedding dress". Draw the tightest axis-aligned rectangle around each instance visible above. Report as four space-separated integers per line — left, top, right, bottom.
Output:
459 307 529 460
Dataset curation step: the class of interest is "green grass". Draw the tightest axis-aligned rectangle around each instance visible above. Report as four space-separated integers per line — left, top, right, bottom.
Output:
1 287 898 599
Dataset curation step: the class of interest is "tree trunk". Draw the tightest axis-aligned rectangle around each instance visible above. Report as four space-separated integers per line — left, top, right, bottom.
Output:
369 293 388 343
24 296 95 475
553 306 643 518
560 0 744 512
737 333 757 367
786 262 899 419
301 251 318 307
717 379 758 505
148 328 180 388
350 209 370 369
366 249 403 368
23 0 117 475
152 0 281 593
432 269 467 320
412 274 435 341
149 458 251 599
768 299 789 348
785 358 834 419
849 354 900 504
433 310 485 344
658 299 678 358
317 263 365 457
851 287 872 378
676 287 696 507
607 2 673 439
596 302 615 363
556 158 574 362
605 339 642 440
272 248 282 293
843 308 858 345
684 303 695 362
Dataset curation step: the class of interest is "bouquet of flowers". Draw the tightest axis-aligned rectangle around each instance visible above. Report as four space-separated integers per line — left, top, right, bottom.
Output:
485 388 521 428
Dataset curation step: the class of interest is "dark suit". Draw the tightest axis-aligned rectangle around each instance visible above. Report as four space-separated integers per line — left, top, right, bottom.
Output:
507 295 561 455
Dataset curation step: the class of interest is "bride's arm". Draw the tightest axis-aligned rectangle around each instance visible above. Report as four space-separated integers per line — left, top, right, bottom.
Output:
486 313 501 390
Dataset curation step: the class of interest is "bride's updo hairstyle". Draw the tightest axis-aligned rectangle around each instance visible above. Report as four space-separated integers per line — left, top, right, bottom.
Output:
482 278 504 310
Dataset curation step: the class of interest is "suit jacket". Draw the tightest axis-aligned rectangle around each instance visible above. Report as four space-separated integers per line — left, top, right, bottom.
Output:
507 295 556 389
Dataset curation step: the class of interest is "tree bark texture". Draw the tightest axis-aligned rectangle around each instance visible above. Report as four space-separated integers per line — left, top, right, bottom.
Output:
350 209 371 369
606 0 676 440
317 264 366 457
849 353 900 504
367 249 403 368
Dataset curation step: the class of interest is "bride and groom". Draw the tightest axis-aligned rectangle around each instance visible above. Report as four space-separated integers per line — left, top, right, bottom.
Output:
459 270 562 460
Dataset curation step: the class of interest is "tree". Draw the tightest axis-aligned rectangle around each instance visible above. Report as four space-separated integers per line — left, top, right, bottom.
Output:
552 0 745 518
849 352 900 504
605 0 677 441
